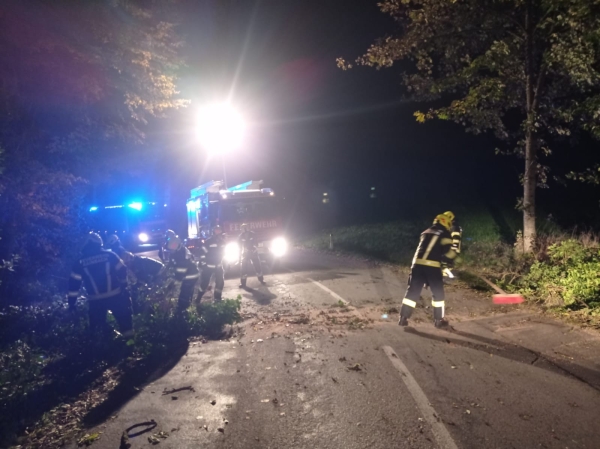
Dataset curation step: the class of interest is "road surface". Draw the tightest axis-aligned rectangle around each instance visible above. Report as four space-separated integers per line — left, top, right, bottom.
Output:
75 248 600 448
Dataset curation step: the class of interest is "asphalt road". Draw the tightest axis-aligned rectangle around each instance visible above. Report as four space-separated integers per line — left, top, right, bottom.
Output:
77 248 600 449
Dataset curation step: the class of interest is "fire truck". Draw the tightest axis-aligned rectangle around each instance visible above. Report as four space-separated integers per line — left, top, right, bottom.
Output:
185 180 288 267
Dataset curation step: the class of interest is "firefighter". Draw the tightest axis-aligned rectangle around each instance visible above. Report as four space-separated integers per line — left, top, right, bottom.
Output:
68 233 133 337
443 213 463 280
398 212 458 329
159 229 176 263
105 234 127 259
238 223 264 288
197 225 226 302
166 234 199 309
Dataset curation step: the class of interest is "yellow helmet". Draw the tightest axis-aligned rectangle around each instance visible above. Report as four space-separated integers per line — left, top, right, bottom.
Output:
443 211 455 222
434 211 455 231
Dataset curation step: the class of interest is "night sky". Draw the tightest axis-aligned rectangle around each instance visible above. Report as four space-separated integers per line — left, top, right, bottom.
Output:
103 1 599 232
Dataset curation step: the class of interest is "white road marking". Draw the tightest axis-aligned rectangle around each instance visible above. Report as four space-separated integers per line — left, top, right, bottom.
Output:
286 269 349 305
383 346 459 449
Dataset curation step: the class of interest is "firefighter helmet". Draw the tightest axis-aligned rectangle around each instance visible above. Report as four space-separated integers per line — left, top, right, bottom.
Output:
165 229 176 239
213 225 223 235
85 232 103 247
106 234 120 247
241 223 248 231
442 211 455 223
434 211 454 231
166 235 181 251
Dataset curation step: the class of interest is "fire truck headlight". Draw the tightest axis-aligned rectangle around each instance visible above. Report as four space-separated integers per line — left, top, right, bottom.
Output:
270 237 288 258
224 242 240 263
138 233 149 243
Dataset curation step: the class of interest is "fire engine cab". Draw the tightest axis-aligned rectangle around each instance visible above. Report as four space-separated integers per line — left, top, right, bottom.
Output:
185 180 288 265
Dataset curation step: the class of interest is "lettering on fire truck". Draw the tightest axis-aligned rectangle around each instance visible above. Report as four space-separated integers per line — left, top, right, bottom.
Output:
226 220 279 233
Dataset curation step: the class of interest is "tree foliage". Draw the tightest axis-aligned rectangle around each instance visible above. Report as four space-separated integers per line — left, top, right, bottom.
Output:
339 0 600 251
0 0 188 303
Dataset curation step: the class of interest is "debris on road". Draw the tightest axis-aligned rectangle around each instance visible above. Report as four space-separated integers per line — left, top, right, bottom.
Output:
77 432 100 447
261 399 270 403
210 399 217 405
347 363 362 371
218 427 225 433
162 386 195 395
381 314 389 319
148 431 169 444
171 396 178 400
119 431 131 449
257 339 264 343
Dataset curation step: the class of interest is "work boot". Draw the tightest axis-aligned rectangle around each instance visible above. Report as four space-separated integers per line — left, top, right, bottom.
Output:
258 276 265 285
434 318 450 329
398 316 409 327
239 279 247 288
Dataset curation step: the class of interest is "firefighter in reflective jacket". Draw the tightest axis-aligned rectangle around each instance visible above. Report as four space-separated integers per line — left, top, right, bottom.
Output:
197 225 225 301
238 223 264 288
166 235 199 309
399 212 458 329
442 217 463 279
68 233 133 337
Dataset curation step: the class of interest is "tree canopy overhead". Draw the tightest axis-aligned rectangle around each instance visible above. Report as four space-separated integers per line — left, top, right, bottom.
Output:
340 0 600 251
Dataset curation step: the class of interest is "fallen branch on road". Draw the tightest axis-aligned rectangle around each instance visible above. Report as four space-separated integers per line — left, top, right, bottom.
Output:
161 386 195 395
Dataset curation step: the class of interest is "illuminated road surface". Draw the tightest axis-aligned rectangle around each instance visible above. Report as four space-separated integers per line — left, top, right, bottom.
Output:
76 248 600 449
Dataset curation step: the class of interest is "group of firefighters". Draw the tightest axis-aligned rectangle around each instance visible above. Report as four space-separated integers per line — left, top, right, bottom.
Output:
67 224 264 337
68 211 462 337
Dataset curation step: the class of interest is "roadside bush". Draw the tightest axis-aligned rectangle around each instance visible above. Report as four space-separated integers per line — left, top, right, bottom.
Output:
518 239 600 310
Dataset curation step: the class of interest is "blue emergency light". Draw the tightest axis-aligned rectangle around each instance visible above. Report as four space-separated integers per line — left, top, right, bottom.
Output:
128 202 143 211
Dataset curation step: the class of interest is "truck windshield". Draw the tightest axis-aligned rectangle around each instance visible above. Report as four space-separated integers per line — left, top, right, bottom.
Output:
220 198 279 222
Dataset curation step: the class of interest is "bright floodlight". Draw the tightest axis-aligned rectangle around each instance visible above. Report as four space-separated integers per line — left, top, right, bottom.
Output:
197 104 245 155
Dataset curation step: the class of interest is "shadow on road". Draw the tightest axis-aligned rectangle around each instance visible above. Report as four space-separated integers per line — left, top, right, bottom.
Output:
404 327 600 392
243 286 277 305
82 342 189 428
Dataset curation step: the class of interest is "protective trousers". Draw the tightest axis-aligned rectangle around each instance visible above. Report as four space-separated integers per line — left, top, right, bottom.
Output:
241 251 263 282
179 276 198 310
400 265 445 320
198 266 225 300
88 292 133 334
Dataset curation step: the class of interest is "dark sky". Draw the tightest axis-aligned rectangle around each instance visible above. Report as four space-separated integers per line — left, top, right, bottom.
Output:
133 0 598 230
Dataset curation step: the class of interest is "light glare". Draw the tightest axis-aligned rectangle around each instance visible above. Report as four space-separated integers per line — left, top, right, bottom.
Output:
270 237 288 257
224 242 240 263
197 104 245 155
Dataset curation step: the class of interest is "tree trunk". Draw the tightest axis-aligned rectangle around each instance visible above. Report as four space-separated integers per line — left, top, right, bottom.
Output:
523 131 537 252
523 0 537 253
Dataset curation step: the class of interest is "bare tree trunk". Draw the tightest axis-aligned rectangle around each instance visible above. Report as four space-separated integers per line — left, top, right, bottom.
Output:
523 131 537 252
523 0 537 253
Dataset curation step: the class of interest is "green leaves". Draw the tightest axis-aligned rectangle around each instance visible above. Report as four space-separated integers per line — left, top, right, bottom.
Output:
519 239 600 308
